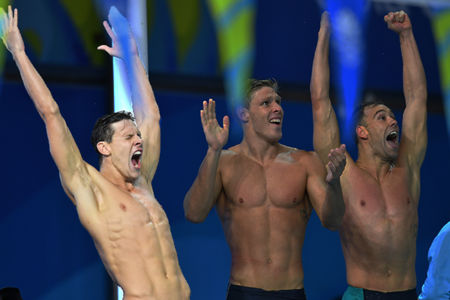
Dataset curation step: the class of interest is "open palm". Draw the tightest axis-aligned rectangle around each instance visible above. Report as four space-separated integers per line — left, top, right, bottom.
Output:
201 99 229 151
1 6 24 55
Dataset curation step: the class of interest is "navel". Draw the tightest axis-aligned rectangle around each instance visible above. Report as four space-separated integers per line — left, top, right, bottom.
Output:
119 203 127 211
386 269 392 277
266 258 272 265
238 197 244 204
360 200 366 207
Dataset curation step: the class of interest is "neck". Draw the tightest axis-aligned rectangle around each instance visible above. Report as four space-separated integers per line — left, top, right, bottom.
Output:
99 162 136 192
356 146 395 179
240 134 280 163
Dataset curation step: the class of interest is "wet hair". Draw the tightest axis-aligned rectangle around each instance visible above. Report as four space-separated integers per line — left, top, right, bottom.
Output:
352 94 387 145
91 110 135 164
244 78 279 108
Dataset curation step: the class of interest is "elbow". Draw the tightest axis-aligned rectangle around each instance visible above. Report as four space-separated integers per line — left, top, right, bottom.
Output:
184 209 206 223
322 220 341 231
320 213 344 231
41 101 61 120
183 197 206 223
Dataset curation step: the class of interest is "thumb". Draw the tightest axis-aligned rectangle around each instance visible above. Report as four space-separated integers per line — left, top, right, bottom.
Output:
325 163 333 183
97 45 112 54
223 115 230 130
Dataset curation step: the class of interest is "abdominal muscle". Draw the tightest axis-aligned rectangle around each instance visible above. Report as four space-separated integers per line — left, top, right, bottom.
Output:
85 190 189 300
223 204 308 290
340 203 417 291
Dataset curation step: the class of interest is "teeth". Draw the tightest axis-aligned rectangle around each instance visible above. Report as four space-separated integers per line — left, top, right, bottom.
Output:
387 131 398 142
388 131 398 138
134 151 142 156
270 119 281 124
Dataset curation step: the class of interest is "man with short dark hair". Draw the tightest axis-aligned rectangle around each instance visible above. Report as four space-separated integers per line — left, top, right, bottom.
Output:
310 10 426 299
1 6 189 300
184 78 347 299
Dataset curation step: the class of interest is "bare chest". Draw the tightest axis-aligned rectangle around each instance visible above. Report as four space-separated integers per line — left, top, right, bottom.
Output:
343 168 417 225
221 156 307 208
101 186 168 228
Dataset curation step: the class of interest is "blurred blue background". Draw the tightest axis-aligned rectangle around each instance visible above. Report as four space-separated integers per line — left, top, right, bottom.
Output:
0 0 448 300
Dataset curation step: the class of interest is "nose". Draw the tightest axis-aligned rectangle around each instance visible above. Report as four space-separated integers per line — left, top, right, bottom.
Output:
389 116 397 127
272 102 282 113
134 135 143 145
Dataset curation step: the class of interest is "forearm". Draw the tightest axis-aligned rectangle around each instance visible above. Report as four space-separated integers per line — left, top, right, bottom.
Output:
184 147 222 223
400 29 427 107
12 50 58 119
311 28 340 163
127 54 160 124
321 180 345 230
310 28 331 106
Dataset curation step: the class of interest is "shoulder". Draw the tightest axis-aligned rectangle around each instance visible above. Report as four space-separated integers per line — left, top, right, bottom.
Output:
283 145 320 163
220 145 240 159
277 145 323 170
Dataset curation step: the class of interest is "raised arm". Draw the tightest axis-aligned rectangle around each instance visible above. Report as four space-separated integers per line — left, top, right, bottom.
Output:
184 99 229 223
1 7 92 203
306 145 346 230
385 11 427 170
310 12 341 164
98 14 160 185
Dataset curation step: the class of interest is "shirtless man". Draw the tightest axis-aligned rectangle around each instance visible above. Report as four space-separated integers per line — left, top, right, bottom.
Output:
1 6 189 300
310 11 426 299
184 79 347 299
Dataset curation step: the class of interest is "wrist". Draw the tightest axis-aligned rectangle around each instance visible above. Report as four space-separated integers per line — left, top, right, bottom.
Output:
398 28 413 40
207 146 223 154
12 48 26 60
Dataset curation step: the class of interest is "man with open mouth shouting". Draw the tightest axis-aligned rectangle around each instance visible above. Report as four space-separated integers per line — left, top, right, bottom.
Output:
1 6 189 300
310 10 426 299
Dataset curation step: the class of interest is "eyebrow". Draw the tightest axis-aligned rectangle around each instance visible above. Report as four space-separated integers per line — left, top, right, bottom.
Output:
262 95 281 102
373 109 387 118
373 109 394 119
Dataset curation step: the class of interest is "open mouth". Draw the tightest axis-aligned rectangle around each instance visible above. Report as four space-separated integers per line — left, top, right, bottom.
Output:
269 118 281 125
386 131 399 147
131 150 142 169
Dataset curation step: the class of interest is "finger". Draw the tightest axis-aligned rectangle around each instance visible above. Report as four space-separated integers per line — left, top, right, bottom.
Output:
386 12 394 23
208 98 214 121
8 5 12 28
399 10 405 22
327 161 336 174
97 45 112 55
328 152 339 168
1 18 7 38
14 8 17 28
393 12 400 23
211 99 217 121
321 11 329 25
203 100 208 120
200 109 207 126
0 9 6 36
223 115 230 130
103 20 116 41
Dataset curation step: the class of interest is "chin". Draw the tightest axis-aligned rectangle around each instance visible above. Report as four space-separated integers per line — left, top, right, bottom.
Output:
386 152 398 163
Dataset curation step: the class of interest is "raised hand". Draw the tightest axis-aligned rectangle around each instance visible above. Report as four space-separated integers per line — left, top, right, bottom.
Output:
384 10 412 34
0 6 24 55
320 11 330 35
326 144 346 184
97 19 138 59
201 99 230 151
